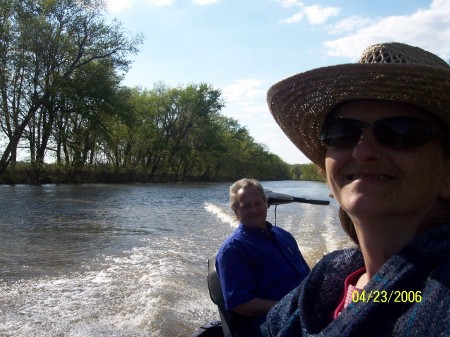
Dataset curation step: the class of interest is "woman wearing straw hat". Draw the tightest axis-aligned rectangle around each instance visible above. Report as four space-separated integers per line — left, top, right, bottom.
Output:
262 42 450 337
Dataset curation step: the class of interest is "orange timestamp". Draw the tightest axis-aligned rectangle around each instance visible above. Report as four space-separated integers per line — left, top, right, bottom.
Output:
352 290 422 303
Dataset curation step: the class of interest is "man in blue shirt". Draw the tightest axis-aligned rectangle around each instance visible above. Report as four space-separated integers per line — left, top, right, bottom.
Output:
216 178 310 336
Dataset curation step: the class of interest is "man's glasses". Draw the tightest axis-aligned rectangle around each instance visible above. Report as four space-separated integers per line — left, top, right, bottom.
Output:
320 117 438 150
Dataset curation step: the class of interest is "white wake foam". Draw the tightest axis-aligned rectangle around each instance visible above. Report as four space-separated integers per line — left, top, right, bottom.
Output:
203 202 238 229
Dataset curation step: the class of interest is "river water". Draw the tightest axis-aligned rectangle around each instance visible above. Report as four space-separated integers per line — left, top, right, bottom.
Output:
0 181 352 337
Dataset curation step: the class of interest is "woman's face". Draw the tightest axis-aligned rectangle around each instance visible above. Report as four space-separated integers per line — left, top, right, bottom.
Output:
325 100 450 224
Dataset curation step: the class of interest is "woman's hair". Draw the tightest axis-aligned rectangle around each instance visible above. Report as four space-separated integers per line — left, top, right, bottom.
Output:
339 208 359 245
230 178 267 213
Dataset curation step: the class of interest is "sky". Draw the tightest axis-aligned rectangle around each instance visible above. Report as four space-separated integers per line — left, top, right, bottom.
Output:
105 0 450 164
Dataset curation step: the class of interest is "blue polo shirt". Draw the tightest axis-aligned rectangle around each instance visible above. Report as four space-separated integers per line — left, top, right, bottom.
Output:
216 222 310 311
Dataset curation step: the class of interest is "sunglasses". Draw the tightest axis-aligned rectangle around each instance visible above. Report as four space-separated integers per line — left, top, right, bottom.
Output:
320 117 437 149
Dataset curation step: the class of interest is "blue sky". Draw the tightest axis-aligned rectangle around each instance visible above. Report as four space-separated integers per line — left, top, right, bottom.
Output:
106 0 450 164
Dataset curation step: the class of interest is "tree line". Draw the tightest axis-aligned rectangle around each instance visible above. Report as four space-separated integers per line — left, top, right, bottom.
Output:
0 0 324 184
290 164 326 182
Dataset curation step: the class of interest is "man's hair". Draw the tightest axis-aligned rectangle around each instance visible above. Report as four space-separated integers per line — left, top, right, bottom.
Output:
229 178 267 213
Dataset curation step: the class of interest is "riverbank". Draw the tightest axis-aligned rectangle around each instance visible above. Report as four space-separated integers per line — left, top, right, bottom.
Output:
0 162 233 185
0 162 326 185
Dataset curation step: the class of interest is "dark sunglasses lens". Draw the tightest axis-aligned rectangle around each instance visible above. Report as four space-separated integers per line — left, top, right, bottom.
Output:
320 119 363 148
374 118 435 148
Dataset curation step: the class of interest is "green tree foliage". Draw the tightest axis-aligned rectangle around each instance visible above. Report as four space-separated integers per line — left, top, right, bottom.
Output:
0 0 142 180
97 83 291 182
290 163 326 182
0 0 294 183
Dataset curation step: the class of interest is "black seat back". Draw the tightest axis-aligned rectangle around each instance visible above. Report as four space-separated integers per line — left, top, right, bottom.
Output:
207 254 235 337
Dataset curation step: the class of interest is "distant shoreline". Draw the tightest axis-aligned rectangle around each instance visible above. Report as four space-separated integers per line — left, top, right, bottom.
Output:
0 162 326 185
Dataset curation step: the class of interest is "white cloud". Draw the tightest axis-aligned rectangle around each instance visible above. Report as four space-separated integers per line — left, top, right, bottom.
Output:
149 0 174 6
106 0 135 12
327 15 372 35
258 132 309 164
222 79 310 164
279 3 340 25
304 5 340 24
192 0 220 4
220 79 271 129
221 79 310 163
280 12 304 24
222 79 265 106
324 0 450 61
276 0 302 8
106 0 173 11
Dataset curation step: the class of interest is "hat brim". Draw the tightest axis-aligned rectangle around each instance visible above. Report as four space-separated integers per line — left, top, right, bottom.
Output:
267 63 450 168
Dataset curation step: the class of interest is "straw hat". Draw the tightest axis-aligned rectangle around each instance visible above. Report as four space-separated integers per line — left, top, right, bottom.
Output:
267 42 450 168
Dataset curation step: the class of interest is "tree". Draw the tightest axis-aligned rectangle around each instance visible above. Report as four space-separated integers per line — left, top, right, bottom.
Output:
92 82 292 182
0 0 142 180
96 83 227 181
52 60 122 176
295 163 326 181
162 83 224 180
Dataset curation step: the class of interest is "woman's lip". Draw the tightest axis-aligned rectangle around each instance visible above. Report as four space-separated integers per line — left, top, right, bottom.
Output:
347 174 394 181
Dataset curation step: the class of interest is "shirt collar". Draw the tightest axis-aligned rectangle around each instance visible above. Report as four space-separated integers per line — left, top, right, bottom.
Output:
239 221 273 234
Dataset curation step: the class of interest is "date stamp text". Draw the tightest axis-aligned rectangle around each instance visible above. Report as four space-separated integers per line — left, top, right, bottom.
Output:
352 290 422 303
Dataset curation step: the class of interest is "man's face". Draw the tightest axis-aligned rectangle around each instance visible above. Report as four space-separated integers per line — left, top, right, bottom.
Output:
235 186 268 229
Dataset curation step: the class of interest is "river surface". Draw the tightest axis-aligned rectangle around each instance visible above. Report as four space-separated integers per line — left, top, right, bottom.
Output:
0 181 352 337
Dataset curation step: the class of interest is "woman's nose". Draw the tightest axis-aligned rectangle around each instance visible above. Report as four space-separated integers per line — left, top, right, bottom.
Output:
352 128 383 162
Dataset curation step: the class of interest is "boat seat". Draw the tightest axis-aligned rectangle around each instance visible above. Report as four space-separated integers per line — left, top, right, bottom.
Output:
207 253 236 337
